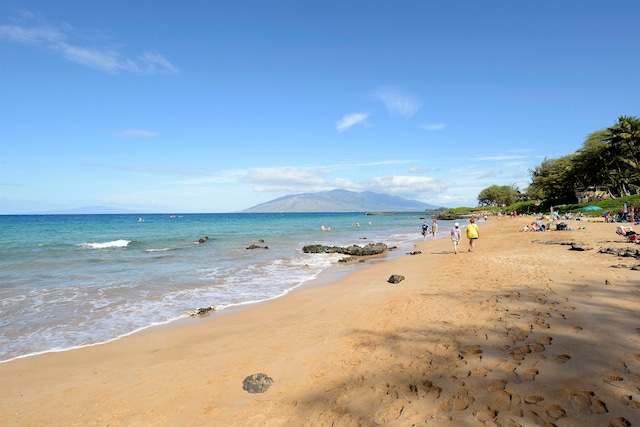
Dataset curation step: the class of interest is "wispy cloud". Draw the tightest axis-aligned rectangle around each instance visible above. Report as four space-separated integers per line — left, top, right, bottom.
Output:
333 175 451 198
372 87 422 118
336 113 369 133
0 18 177 74
422 123 446 131
409 167 435 174
112 129 158 138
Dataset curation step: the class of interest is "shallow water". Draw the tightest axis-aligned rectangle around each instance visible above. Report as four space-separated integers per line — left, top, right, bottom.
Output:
0 212 452 362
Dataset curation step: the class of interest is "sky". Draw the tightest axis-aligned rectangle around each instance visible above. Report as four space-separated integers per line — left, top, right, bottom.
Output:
1 1 639 214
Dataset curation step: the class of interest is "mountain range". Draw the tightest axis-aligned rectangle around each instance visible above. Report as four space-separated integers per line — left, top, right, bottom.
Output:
242 189 440 213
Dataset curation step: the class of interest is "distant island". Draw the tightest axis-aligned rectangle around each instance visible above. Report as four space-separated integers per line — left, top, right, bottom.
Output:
242 189 442 213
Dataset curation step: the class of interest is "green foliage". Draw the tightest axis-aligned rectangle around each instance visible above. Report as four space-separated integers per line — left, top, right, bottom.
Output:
477 184 522 207
526 155 576 202
473 115 640 212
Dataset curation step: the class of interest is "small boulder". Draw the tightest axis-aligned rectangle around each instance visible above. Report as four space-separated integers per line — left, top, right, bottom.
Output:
570 242 592 251
190 307 215 317
242 373 273 393
246 244 269 250
388 274 405 284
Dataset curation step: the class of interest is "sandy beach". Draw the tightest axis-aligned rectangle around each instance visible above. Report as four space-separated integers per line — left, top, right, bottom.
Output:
1 218 639 426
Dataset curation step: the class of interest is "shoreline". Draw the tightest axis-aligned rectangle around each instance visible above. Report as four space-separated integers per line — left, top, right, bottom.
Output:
2 218 639 425
0 235 413 366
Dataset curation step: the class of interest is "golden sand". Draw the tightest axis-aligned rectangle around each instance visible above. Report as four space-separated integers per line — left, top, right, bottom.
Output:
1 218 639 426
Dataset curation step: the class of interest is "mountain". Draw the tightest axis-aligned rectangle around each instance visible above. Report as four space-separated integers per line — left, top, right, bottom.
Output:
243 189 441 213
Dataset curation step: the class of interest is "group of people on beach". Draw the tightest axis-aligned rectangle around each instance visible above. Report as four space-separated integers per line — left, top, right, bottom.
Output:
449 217 479 254
422 217 480 254
421 219 439 241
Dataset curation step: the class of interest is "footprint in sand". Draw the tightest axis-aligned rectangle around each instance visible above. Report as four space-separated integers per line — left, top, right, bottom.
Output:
570 390 609 415
487 379 508 392
536 335 553 345
609 416 632 427
524 395 545 404
474 406 497 422
572 325 583 333
546 404 567 420
523 368 539 381
553 353 571 364
529 342 545 352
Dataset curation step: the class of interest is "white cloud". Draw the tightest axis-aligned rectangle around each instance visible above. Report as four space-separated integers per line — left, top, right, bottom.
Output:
0 19 176 75
0 24 62 45
372 87 422 117
336 113 369 133
422 123 446 131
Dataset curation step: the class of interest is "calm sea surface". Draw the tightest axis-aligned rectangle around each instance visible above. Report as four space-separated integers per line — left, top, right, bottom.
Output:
0 212 454 363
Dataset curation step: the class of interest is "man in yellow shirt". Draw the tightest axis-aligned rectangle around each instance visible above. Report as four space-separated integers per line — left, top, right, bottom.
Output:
466 217 479 252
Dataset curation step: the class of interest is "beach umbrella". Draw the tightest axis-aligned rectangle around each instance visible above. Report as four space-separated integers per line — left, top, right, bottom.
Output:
582 205 603 211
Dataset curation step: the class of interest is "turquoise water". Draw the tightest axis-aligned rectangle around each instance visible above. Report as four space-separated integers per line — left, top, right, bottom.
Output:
0 212 452 362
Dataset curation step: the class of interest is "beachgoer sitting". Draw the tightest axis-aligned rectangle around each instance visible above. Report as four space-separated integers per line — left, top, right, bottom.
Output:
616 225 636 237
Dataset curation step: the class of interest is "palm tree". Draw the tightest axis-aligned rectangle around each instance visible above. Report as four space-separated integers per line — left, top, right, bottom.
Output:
606 115 640 173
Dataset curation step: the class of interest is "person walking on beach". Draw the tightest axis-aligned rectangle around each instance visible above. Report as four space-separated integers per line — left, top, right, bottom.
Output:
421 221 429 240
450 222 461 254
431 219 438 240
466 217 479 252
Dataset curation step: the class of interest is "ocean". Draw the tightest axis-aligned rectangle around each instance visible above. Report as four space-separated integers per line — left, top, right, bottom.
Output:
0 212 455 363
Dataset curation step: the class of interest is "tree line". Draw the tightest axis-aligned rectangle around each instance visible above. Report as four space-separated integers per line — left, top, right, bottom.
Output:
478 115 640 209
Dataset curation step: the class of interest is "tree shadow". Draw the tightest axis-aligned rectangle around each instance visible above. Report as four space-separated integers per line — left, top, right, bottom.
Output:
286 284 640 426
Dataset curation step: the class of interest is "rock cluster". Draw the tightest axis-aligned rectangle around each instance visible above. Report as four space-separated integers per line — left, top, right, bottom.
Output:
302 243 387 256
599 247 640 258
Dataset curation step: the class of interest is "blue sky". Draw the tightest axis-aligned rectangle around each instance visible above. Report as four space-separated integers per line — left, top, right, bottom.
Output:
1 1 639 214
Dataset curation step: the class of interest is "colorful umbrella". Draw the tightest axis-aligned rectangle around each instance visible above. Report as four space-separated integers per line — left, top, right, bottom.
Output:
582 205 603 211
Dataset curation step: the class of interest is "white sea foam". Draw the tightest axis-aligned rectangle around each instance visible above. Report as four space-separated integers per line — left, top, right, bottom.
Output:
80 239 131 249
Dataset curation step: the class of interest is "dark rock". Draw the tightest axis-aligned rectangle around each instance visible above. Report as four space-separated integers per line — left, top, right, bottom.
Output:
246 244 269 250
302 243 387 256
242 373 273 393
190 307 215 317
570 243 593 251
599 247 640 258
388 274 405 284
407 251 422 255
531 240 574 246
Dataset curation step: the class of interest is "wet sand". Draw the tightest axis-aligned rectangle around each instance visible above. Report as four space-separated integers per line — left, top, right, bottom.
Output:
1 218 639 426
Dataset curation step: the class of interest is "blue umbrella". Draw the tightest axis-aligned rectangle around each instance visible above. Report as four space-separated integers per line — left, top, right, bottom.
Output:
583 205 603 211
